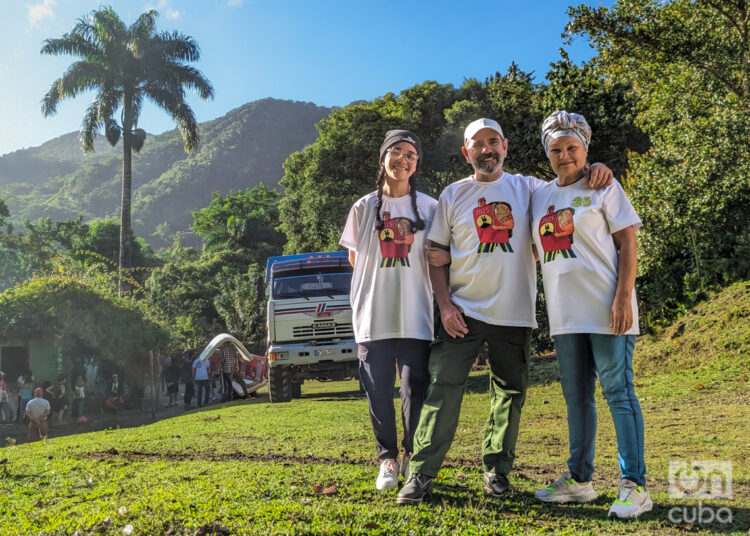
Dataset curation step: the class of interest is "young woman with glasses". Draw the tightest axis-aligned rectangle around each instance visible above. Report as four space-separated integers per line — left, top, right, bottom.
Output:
340 130 446 490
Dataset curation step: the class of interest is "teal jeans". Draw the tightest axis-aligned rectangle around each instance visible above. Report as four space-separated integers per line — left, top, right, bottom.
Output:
554 334 646 486
409 316 530 478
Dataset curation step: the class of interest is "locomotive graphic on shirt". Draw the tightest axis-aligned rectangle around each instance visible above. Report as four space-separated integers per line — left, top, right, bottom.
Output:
538 205 577 262
378 211 415 267
473 197 514 254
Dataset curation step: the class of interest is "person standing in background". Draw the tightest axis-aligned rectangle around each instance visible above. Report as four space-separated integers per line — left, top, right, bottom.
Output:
105 373 124 413
0 389 13 424
181 352 195 409
193 352 211 408
17 372 34 423
165 357 180 408
72 375 87 423
220 345 239 402
51 374 68 425
25 388 50 442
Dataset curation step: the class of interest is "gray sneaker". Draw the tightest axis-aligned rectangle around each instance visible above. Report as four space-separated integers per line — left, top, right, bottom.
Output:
484 472 510 497
608 479 653 519
397 473 433 505
535 471 598 503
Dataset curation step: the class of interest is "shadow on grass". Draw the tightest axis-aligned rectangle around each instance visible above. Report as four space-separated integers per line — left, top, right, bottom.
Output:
423 487 749 532
300 389 364 402
464 360 561 395
288 361 562 400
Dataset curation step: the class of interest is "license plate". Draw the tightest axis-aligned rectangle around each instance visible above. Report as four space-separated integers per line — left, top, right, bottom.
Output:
315 321 335 329
301 282 332 290
315 349 335 357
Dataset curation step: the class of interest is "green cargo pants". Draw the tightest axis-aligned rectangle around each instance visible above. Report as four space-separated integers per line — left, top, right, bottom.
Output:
409 316 530 477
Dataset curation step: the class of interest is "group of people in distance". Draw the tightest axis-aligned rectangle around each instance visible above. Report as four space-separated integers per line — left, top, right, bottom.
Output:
341 112 651 519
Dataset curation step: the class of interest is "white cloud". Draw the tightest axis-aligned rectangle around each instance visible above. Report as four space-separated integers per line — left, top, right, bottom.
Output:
227 0 244 6
145 0 181 20
26 0 56 29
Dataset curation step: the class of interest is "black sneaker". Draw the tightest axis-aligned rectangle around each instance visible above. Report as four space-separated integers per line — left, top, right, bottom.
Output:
484 472 510 496
397 473 433 505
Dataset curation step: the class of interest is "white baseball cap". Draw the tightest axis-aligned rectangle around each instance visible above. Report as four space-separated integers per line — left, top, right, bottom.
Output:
464 118 504 143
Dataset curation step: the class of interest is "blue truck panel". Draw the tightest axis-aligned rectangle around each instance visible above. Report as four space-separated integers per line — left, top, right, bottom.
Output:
265 251 349 283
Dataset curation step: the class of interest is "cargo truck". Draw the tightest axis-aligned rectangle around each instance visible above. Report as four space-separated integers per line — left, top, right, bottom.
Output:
265 252 357 402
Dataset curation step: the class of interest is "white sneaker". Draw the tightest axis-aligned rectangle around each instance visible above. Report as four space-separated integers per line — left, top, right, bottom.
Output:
534 471 598 503
400 453 410 480
375 459 399 490
608 479 653 519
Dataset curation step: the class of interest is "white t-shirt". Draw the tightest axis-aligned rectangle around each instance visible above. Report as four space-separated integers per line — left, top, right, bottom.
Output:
193 357 210 381
427 173 543 327
340 191 438 343
25 397 50 419
531 178 641 336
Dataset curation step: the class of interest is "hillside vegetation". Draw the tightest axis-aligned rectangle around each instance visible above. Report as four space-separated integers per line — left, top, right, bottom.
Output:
0 99 329 248
0 283 746 535
636 281 750 383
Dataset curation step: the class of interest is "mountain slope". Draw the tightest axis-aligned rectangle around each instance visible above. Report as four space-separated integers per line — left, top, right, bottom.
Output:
635 280 750 382
0 98 330 247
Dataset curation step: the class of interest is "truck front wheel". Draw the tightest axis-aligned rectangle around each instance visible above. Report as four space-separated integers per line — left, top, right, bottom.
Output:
269 366 292 403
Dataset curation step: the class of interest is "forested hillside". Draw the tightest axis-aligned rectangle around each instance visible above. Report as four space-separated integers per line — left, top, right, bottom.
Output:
0 98 330 247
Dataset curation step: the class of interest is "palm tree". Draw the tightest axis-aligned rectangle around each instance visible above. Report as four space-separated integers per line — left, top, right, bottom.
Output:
41 6 214 293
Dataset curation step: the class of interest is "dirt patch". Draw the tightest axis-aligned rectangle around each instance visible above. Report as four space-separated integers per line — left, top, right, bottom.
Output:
86 447 368 466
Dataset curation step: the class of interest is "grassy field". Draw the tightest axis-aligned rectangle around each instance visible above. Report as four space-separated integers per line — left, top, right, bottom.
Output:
1 282 748 535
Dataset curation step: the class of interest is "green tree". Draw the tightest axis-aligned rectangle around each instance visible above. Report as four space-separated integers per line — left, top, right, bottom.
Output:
0 198 10 231
144 245 253 348
214 265 267 352
542 52 649 179
567 0 750 117
40 6 214 292
568 0 750 321
0 275 168 367
147 184 285 349
191 184 285 265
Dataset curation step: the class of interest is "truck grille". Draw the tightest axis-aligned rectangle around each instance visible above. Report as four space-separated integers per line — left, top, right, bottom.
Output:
292 322 354 339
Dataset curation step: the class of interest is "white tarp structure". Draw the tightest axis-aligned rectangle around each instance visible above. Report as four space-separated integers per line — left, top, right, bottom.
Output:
198 333 268 395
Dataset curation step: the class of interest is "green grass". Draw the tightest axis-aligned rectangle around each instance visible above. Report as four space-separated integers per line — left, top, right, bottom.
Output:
1 282 749 535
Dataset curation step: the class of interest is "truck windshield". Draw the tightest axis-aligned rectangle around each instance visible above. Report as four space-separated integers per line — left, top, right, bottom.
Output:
271 272 351 299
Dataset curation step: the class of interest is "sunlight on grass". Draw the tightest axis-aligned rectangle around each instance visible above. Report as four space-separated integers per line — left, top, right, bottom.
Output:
1 282 748 534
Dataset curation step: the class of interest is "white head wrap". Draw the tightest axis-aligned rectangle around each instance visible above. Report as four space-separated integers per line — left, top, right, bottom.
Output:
541 110 591 156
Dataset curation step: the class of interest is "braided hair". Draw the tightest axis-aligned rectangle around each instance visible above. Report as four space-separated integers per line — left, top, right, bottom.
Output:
374 163 426 233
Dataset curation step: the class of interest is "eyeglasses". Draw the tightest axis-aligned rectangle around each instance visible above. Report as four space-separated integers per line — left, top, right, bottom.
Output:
387 147 419 163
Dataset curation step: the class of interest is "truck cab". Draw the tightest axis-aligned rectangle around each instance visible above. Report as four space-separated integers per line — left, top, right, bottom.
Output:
265 252 357 402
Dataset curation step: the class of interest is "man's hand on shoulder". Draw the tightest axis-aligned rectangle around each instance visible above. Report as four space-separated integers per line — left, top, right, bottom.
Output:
585 163 614 189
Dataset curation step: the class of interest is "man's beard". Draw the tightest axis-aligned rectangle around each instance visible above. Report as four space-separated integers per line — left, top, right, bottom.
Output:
471 152 504 175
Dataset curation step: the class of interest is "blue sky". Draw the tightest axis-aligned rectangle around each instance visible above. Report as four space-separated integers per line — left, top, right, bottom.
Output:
0 0 614 156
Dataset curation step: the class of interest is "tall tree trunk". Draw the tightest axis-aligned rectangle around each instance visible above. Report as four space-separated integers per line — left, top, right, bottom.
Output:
119 107 133 296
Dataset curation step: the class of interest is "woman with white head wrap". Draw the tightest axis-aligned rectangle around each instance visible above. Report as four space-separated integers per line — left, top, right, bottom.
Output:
531 111 652 519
